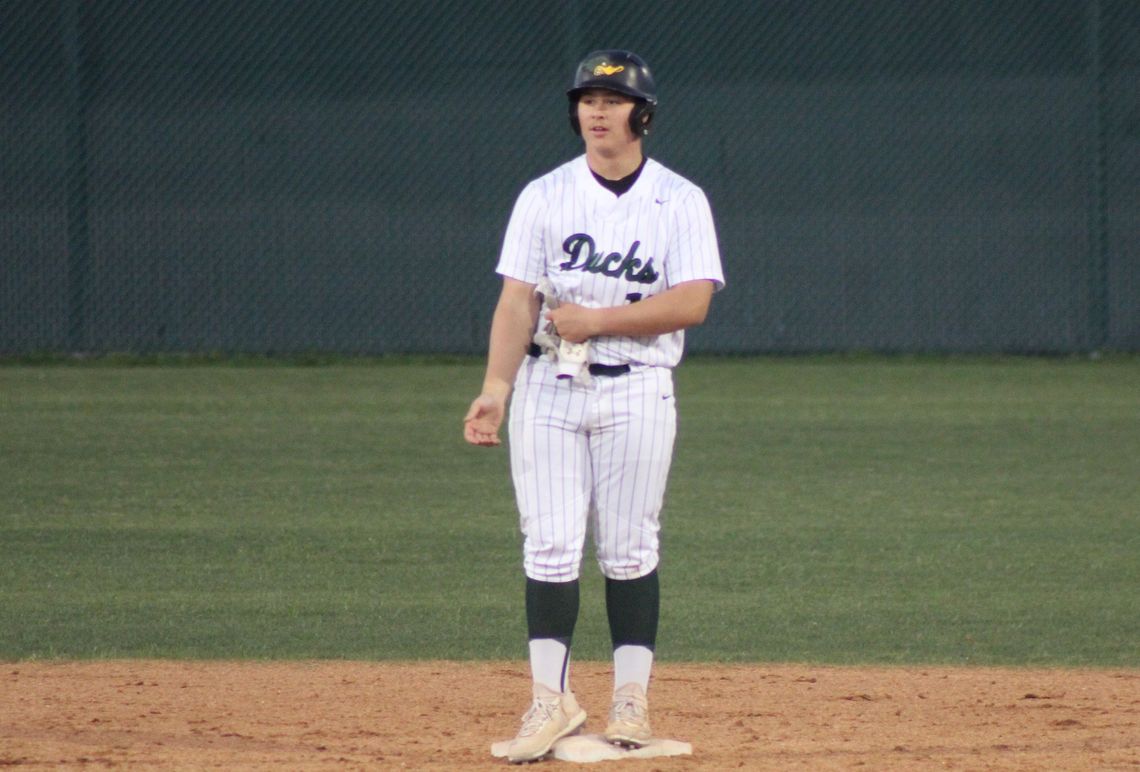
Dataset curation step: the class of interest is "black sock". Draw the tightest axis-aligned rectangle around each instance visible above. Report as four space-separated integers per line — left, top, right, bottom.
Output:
525 577 580 645
605 569 660 650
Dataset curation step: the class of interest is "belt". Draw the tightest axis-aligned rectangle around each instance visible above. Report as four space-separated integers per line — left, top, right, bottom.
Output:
527 343 631 377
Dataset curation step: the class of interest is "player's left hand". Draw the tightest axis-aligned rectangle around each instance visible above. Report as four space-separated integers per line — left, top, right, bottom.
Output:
463 394 505 446
546 304 596 343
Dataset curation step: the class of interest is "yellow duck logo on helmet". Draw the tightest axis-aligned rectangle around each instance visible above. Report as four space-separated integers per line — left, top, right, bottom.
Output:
593 63 625 76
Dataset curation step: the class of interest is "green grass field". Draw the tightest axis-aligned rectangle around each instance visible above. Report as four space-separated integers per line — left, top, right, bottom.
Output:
1 357 1137 666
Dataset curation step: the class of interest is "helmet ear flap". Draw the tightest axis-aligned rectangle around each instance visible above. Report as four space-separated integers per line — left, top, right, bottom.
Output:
630 100 655 137
568 94 582 136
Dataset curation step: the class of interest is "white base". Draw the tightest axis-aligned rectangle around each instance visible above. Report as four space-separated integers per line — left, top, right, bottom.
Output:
490 733 692 763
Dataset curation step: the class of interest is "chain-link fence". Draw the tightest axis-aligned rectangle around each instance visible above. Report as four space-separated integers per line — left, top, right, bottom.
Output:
2 0 1137 355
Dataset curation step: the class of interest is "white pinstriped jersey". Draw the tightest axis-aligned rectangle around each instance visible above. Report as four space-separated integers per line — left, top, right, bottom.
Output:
496 155 725 368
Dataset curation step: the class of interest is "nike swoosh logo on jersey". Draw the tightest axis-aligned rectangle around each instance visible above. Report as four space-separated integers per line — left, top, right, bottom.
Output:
654 198 666 205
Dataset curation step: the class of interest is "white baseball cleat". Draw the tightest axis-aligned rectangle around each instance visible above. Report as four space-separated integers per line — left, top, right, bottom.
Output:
506 682 588 763
604 682 652 748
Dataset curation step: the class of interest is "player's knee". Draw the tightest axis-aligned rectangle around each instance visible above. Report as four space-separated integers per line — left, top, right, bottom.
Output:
596 550 659 581
524 560 580 583
595 527 659 580
524 542 584 582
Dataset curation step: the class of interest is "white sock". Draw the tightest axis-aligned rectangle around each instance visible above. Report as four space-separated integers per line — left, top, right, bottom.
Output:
529 638 570 693
613 644 654 693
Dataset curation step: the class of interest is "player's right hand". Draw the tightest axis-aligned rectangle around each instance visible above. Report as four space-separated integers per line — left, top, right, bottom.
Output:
546 303 596 344
463 394 504 446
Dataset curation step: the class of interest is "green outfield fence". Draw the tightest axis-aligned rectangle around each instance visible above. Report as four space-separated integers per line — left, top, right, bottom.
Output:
2 0 1138 355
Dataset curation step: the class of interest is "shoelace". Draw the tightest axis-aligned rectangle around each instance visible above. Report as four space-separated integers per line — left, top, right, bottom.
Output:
610 695 646 723
518 696 560 737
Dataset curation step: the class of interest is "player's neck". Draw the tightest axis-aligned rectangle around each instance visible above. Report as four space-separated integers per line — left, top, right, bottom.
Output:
586 146 644 182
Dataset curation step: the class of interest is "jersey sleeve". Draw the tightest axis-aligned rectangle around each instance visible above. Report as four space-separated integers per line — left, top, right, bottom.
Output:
665 187 725 291
495 181 547 285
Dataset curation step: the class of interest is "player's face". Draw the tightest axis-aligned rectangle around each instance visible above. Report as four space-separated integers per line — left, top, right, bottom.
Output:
577 89 638 153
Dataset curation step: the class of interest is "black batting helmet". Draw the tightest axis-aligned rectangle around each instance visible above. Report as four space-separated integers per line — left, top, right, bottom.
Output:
567 50 657 137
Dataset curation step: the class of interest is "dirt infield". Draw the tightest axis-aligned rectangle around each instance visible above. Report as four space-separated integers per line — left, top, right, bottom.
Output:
2 661 1137 769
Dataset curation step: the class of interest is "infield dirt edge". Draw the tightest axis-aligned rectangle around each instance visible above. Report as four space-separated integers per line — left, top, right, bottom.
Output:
2 660 1137 769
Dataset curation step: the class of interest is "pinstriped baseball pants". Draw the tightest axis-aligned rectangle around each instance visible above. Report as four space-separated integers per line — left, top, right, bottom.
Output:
508 355 677 583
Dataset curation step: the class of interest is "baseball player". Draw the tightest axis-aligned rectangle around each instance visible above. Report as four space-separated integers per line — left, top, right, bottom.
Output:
463 49 725 763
